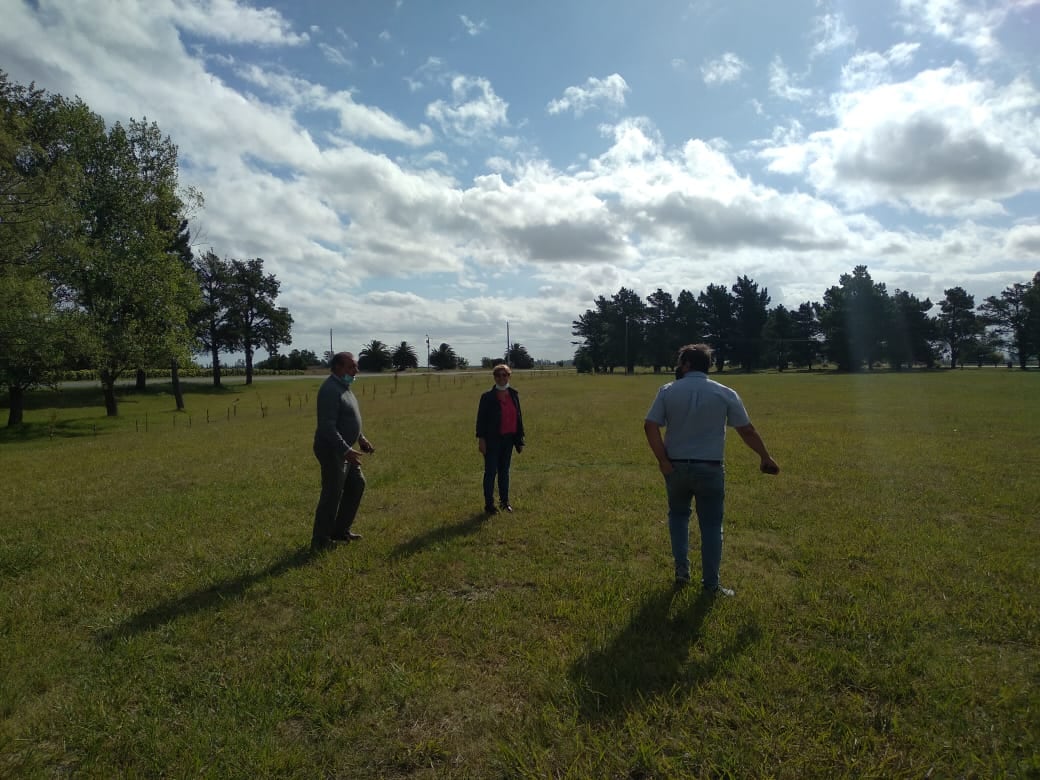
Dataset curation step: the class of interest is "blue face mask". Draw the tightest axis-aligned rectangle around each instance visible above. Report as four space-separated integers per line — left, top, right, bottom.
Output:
342 373 356 387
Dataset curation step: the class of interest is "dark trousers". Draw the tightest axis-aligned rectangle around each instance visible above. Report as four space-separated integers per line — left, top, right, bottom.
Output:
482 434 515 507
312 445 366 543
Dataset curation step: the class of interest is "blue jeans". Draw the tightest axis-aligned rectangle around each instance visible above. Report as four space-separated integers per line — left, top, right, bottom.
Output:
664 462 726 586
483 434 515 507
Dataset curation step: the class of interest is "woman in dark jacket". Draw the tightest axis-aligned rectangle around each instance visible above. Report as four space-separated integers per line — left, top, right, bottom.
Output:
475 364 525 514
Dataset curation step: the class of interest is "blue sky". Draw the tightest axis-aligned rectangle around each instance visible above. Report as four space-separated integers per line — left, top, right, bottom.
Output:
4 0 1039 363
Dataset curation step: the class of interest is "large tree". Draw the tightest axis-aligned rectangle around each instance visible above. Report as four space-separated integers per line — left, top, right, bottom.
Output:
886 290 935 369
698 283 734 371
819 266 889 371
571 308 608 373
674 289 704 346
730 275 770 372
429 342 459 370
645 288 679 373
979 280 1035 370
1027 272 1040 367
193 251 238 387
507 342 534 369
763 304 794 371
391 341 419 371
937 286 981 369
787 302 822 369
61 118 200 415
358 339 393 372
226 257 293 385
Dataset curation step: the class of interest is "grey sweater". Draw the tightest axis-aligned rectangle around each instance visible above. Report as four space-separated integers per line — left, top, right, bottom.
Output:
313 373 362 455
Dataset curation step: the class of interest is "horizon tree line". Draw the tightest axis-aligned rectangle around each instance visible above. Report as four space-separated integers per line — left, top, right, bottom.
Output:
571 265 1040 374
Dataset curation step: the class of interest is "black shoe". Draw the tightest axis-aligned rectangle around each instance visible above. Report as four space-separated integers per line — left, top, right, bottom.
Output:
332 532 362 542
310 538 338 552
674 576 691 590
484 504 499 515
500 503 513 513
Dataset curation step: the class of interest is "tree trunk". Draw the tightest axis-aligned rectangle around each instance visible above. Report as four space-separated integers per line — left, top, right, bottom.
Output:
245 345 254 385
211 344 222 387
100 370 119 416
171 357 184 411
7 386 24 427
135 368 147 391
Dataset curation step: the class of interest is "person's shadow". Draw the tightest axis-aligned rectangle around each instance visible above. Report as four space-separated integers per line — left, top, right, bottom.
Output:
95 545 315 644
569 587 760 721
389 512 488 560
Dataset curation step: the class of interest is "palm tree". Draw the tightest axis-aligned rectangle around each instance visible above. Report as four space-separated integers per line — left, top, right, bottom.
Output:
429 342 458 370
358 339 392 372
391 341 419 371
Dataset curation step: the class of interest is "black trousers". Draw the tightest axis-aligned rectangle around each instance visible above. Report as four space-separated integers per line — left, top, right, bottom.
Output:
312 446 366 543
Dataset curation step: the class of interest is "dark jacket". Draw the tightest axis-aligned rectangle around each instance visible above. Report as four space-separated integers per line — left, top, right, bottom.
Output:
476 386 525 447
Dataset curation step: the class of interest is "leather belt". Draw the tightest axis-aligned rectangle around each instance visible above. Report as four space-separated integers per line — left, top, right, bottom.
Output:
669 458 722 465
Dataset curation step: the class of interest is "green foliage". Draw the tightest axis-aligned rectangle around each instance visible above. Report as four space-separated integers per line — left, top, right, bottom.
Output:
257 349 320 371
429 341 459 370
0 371 1037 777
226 258 293 385
358 339 393 372
506 342 534 369
391 341 419 371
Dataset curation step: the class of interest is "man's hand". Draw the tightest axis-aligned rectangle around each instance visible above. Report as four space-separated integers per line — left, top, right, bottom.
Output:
657 459 674 477
359 438 375 454
760 457 780 475
345 449 363 466
478 437 487 456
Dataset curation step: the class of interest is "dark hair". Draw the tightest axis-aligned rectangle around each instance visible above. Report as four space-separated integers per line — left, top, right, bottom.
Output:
330 351 352 370
677 343 712 373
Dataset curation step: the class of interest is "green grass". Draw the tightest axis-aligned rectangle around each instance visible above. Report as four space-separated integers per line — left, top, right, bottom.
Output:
1 369 1038 778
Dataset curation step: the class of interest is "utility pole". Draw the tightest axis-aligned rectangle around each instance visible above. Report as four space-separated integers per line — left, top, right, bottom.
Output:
506 321 510 366
329 328 333 361
426 334 430 370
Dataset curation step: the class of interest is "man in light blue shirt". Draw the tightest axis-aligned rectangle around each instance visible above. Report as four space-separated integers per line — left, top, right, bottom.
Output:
645 344 779 594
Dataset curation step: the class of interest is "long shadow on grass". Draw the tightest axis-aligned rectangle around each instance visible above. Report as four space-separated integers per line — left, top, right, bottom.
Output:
94 546 315 644
388 512 488 559
569 587 761 721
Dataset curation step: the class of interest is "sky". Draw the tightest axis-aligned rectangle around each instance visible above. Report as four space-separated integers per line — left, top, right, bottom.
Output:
3 0 1040 365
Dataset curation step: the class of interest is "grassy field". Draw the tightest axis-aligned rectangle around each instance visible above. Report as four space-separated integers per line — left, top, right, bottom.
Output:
1 368 1037 778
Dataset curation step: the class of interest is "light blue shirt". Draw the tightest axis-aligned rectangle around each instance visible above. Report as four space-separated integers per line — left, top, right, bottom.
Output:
645 372 750 460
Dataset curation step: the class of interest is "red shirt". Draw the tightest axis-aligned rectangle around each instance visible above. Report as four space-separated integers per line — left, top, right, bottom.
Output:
497 391 518 435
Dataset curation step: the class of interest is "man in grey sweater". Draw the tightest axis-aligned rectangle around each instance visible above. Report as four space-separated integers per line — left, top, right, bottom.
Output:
312 352 375 551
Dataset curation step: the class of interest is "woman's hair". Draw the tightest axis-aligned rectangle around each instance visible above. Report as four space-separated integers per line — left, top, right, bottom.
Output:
492 364 512 377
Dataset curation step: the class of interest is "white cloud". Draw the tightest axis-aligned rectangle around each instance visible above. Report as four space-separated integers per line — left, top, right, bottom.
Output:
810 13 858 57
318 43 352 68
701 53 748 85
841 43 920 90
171 0 308 45
759 64 1040 215
426 75 509 138
896 0 1038 61
459 15 488 36
547 74 630 117
769 57 813 102
1005 223 1040 257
